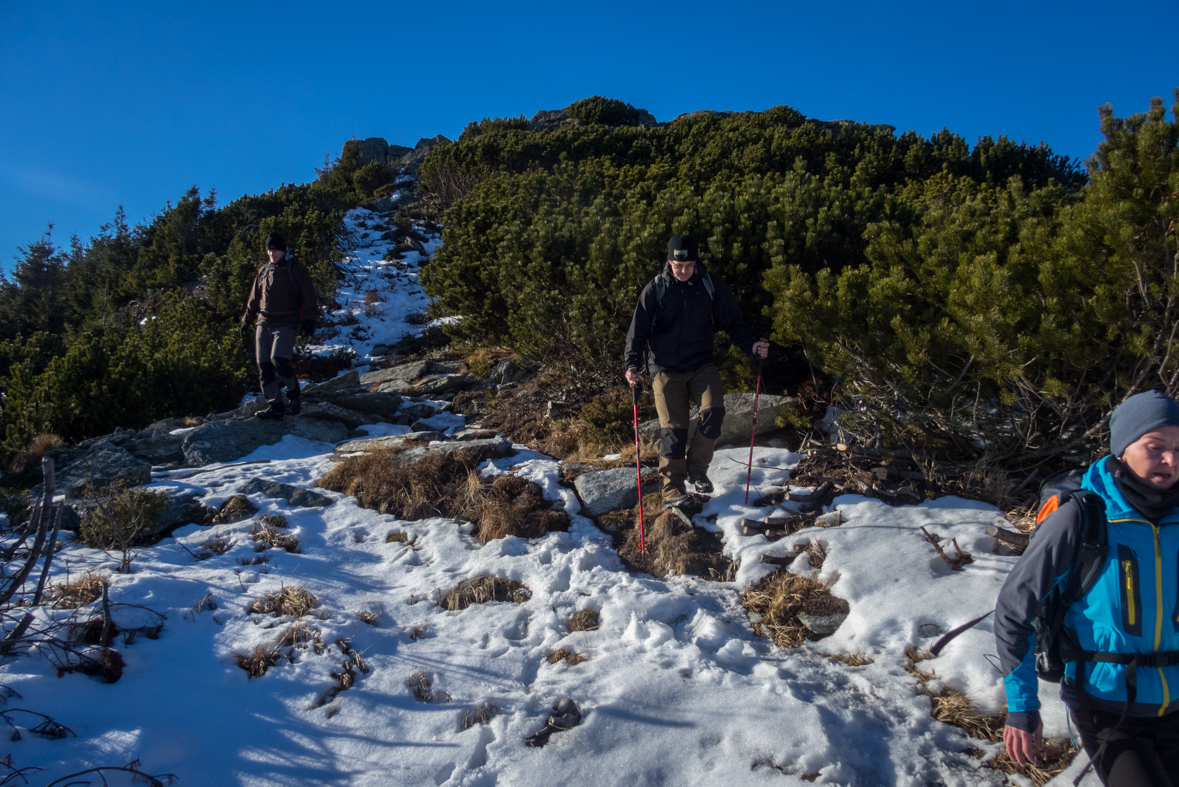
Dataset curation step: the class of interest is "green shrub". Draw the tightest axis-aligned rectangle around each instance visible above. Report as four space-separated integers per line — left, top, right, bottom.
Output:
567 96 645 127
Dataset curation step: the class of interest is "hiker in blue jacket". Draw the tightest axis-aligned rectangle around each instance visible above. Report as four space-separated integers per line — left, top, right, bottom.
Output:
995 391 1179 786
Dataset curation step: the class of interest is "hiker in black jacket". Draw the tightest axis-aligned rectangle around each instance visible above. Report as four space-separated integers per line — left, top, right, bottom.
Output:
623 235 768 509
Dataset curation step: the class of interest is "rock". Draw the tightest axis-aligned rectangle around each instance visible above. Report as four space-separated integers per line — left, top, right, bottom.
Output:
573 467 641 517
394 135 450 175
392 437 513 467
486 359 520 385
411 412 466 433
414 375 476 395
36 447 152 500
357 137 389 166
797 610 849 636
360 361 430 386
127 431 187 465
239 477 333 508
335 431 447 453
299 402 375 430
376 380 413 394
301 371 361 400
157 494 215 534
181 418 348 467
329 393 403 420
430 360 464 375
639 393 790 446
395 403 436 425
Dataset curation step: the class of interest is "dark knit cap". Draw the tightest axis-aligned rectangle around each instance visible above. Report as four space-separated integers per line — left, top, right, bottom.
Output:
667 235 698 262
265 232 287 251
1110 390 1179 456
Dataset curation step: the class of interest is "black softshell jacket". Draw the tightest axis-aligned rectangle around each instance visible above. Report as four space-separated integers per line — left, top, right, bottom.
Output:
623 263 756 375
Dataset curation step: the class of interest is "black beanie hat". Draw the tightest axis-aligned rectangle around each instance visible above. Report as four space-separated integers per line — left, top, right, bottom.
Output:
265 232 287 251
667 235 699 262
1109 390 1179 456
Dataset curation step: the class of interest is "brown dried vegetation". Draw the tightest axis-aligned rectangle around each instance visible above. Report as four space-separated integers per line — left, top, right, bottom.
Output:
248 586 318 618
619 508 737 581
441 576 531 611
568 608 600 632
42 572 107 609
549 649 590 666
213 495 257 524
250 521 301 553
742 569 849 648
474 474 569 543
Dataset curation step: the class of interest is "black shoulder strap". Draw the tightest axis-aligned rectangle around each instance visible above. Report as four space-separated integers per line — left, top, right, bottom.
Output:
1060 490 1108 606
652 272 715 333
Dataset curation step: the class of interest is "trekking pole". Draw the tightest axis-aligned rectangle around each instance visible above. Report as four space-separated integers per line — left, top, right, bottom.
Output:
632 381 647 555
744 351 766 506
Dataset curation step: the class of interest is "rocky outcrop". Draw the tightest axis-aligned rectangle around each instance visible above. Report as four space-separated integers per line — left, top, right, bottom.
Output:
394 136 450 175
335 432 446 453
35 446 152 499
181 418 348 466
392 437 514 467
239 477 333 508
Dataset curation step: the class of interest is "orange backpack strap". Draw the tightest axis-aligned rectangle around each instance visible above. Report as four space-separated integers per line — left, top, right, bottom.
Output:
1037 494 1060 525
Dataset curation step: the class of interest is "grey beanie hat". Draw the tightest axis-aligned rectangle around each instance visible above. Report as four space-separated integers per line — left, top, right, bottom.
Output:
1109 390 1179 457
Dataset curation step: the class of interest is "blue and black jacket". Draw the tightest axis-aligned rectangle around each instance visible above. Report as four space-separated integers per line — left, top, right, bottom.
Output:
995 458 1179 728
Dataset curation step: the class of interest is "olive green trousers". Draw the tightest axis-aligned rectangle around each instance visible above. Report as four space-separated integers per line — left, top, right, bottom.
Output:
652 364 726 495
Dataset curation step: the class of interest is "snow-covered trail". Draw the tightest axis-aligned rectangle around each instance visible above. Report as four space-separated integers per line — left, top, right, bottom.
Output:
0 208 1094 785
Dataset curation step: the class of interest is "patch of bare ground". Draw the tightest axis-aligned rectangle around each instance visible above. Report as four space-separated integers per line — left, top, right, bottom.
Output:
318 449 569 542
441 576 531 611
741 569 848 647
568 608 599 632
548 649 590 666
248 586 318 618
905 648 1078 785
616 502 737 581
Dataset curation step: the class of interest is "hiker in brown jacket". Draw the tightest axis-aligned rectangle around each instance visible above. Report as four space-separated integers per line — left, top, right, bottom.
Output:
240 232 317 420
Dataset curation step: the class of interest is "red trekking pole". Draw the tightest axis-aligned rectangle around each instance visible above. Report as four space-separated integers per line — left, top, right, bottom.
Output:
631 381 647 554
744 352 766 506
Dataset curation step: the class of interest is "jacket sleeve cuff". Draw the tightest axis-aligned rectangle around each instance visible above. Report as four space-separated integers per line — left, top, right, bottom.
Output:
1004 710 1041 732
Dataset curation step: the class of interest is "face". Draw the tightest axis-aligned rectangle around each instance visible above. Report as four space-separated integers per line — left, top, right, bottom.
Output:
267 248 286 263
668 259 696 282
1121 425 1179 490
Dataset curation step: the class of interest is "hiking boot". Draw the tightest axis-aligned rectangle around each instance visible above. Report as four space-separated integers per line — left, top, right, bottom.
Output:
255 401 285 421
286 394 301 416
662 488 690 510
689 472 713 495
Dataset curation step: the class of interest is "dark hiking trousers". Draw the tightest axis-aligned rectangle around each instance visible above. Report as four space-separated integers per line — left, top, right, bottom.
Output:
652 364 725 496
255 323 299 404
1071 706 1179 786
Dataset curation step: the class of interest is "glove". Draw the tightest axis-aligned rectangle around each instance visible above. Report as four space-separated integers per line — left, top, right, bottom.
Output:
300 319 317 338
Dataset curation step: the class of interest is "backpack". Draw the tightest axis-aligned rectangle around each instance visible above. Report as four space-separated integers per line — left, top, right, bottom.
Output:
1030 466 1109 683
650 271 715 334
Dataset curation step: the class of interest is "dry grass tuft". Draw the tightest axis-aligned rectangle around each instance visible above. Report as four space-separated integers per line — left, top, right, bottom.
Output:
405 670 452 703
214 495 257 524
742 569 849 648
318 449 483 521
905 644 939 683
358 606 382 625
193 534 235 560
7 433 65 474
460 701 499 730
569 608 600 632
248 586 318 618
473 474 570 543
619 508 737 581
441 576 531 611
386 532 408 543
549 649 590 666
985 740 1079 786
43 572 107 609
250 522 301 553
929 687 1005 741
257 514 288 529
823 651 874 667
233 643 281 679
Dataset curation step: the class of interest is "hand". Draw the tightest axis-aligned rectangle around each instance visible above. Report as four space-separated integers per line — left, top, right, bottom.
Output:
300 319 317 338
625 368 642 387
752 340 770 359
1003 723 1043 766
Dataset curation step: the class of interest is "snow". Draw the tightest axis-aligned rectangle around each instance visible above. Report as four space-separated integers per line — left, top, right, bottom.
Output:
0 207 1096 785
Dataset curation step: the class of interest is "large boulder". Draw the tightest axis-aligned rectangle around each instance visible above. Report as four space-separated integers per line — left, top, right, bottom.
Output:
573 468 641 518
640 393 789 446
301 371 362 401
360 361 431 386
328 392 402 420
127 430 187 466
392 437 513 467
335 431 446 453
181 418 348 466
36 446 152 499
239 477 333 508
414 375 477 396
299 402 375 430
155 494 215 535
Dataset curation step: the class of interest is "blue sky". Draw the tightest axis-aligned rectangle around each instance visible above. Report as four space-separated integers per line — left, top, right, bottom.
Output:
1 0 1175 274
